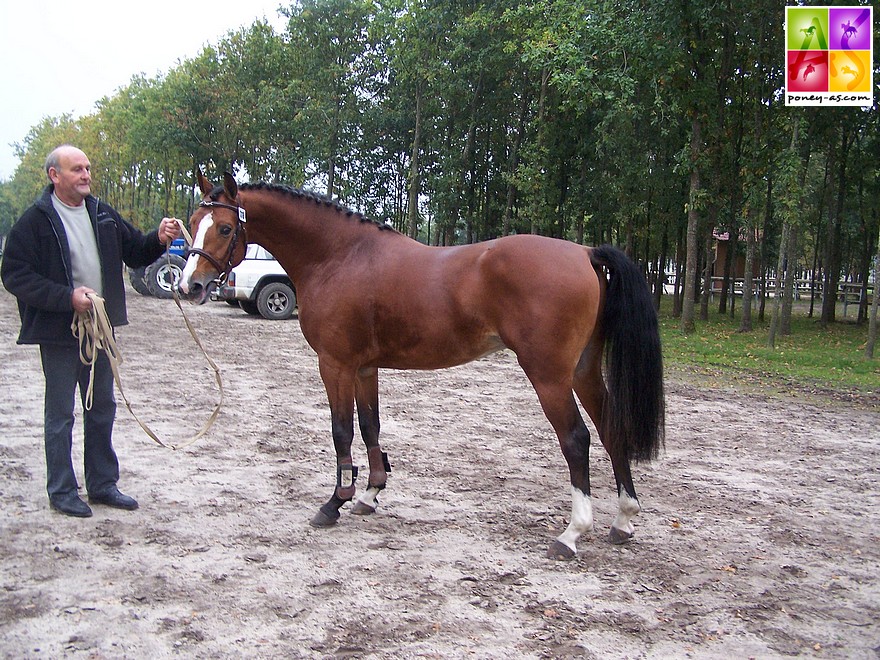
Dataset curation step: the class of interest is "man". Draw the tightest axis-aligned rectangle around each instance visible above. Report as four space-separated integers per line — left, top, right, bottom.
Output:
1 145 181 517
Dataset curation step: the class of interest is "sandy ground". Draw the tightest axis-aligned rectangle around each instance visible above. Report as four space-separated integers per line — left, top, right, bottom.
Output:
0 282 878 659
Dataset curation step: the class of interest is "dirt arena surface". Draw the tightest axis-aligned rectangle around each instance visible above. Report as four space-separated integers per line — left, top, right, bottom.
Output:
0 283 878 659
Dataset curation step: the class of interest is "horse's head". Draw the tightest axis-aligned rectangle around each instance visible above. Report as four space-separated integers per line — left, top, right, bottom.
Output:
179 170 248 304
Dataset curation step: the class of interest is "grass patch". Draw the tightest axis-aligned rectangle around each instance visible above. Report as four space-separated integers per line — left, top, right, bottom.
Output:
658 300 879 407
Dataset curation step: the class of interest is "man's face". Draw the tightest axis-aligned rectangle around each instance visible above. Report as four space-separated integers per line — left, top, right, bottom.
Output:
50 148 91 206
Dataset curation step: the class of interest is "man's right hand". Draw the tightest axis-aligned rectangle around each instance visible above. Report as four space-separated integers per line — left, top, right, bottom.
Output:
72 286 96 313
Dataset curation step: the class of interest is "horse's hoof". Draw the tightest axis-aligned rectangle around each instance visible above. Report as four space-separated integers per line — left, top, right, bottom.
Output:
351 501 376 516
546 540 576 560
608 527 634 545
309 509 340 528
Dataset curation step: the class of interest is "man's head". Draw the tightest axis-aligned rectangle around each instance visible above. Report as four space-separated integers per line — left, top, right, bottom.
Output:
46 145 91 206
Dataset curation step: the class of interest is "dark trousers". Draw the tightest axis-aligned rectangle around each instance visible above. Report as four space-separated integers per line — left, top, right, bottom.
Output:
40 344 119 500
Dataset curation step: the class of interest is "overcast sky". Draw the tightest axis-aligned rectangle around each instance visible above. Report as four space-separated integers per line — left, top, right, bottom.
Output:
0 0 288 179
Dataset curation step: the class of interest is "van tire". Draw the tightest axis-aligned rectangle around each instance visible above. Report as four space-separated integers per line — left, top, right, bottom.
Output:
256 282 296 320
145 255 187 299
129 267 151 295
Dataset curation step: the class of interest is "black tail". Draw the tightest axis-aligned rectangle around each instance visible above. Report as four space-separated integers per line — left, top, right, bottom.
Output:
590 245 665 462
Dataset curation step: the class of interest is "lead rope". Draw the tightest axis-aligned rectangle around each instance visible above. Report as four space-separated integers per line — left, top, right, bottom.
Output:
71 219 223 450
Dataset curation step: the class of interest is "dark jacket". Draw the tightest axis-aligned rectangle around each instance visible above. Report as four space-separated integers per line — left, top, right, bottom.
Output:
1 185 166 345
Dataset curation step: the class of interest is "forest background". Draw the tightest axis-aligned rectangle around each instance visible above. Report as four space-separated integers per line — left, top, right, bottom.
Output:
0 0 878 341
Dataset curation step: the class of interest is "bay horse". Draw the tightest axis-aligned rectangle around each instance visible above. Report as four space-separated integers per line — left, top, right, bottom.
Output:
179 171 665 559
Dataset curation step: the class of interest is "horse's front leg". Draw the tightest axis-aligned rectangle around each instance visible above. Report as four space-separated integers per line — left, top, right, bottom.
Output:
351 368 392 516
310 361 358 528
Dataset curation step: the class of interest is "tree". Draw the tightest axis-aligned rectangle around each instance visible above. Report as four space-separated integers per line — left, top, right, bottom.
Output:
282 0 378 199
6 116 82 221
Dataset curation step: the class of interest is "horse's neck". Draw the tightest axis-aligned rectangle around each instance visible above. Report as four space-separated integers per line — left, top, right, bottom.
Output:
242 192 355 281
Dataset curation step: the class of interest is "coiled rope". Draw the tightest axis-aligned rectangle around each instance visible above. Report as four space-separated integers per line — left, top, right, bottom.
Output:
71 223 223 450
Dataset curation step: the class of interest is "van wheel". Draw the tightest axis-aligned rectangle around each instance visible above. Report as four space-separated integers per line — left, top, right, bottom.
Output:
239 301 260 315
129 267 150 295
256 282 296 320
145 255 186 299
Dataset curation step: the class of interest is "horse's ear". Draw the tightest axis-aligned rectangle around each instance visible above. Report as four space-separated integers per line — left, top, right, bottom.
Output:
196 169 212 195
222 172 238 199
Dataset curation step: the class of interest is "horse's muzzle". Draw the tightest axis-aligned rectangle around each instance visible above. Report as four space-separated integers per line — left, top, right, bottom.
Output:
180 278 217 305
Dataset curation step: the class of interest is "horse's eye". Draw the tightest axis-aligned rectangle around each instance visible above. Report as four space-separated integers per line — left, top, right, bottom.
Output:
219 225 233 237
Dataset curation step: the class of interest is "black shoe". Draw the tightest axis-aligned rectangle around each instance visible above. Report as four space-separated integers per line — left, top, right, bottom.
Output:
89 488 139 511
50 494 93 518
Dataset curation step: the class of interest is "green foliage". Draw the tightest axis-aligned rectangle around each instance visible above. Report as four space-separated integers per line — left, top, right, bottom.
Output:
660 299 879 401
1 116 83 230
283 0 379 198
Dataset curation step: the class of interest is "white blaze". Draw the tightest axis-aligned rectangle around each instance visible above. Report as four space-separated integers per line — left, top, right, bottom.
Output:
178 213 214 293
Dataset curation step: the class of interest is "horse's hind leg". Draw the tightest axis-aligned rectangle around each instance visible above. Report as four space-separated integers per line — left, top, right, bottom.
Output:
573 347 640 544
606 459 640 544
351 368 391 515
520 364 594 559
545 395 594 560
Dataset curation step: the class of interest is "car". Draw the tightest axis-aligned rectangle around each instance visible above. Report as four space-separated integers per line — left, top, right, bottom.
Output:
217 244 297 320
129 237 187 299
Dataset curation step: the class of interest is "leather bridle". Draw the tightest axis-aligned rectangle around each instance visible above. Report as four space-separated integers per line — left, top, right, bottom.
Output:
187 199 248 285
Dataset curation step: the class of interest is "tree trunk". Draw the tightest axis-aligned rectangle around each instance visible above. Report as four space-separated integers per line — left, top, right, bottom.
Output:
326 94 342 199
681 117 702 334
769 117 802 345
327 153 337 199
820 126 852 326
455 71 484 244
809 150 832 317
758 173 773 322
781 224 798 335
654 219 669 310
406 89 423 240
739 218 757 332
673 224 684 318
575 155 589 245
781 133 811 333
856 177 871 324
866 222 880 358
768 221 790 348
718 229 734 315
700 229 713 321
530 67 550 236
502 88 529 237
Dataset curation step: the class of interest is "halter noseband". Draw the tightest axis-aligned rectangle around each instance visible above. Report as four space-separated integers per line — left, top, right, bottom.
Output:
189 199 248 285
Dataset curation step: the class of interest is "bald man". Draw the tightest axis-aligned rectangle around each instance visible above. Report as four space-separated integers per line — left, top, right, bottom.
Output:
1 145 181 517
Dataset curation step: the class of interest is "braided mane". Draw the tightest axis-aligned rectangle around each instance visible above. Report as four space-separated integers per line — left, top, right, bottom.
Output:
240 181 394 231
